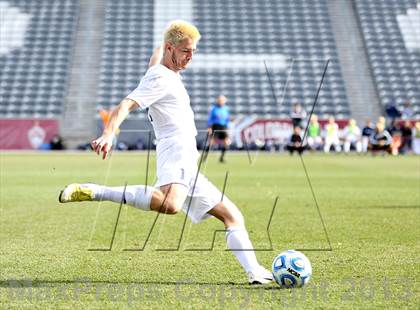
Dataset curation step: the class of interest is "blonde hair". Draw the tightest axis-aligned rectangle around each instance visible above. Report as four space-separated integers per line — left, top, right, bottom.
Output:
376 122 385 131
164 20 201 46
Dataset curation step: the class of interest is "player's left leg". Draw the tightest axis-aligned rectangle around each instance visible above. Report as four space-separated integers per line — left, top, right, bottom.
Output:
344 140 351 153
203 136 214 162
355 140 362 153
207 201 274 284
334 138 342 152
219 138 229 162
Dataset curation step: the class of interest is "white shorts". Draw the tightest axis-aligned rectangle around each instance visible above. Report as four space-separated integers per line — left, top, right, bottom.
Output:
181 173 233 223
154 135 228 223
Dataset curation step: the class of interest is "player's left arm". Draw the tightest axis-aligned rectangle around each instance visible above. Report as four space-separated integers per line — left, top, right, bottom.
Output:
148 46 163 67
226 106 231 125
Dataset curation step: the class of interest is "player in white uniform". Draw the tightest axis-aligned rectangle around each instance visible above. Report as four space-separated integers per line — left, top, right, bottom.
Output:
323 116 342 153
342 119 362 153
59 20 273 285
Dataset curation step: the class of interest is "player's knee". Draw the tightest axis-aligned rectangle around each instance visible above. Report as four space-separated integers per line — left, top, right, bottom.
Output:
231 211 245 227
224 201 245 227
152 189 183 214
162 199 182 214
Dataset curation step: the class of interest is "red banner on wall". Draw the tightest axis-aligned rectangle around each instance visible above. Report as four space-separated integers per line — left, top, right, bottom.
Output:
0 119 59 150
232 117 350 147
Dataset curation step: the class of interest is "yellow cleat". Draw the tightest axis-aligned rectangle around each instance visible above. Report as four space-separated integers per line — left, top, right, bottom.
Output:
59 183 94 203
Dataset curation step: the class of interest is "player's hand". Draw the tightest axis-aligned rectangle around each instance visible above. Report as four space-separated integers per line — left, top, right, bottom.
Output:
91 134 115 160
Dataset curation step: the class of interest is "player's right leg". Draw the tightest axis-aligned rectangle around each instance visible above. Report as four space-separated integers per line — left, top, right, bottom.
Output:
344 140 351 153
59 182 188 214
207 201 274 285
323 140 331 152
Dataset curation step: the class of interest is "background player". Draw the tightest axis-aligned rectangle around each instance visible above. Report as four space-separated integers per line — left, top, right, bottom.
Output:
58 20 273 285
342 119 362 153
323 116 342 153
206 95 231 163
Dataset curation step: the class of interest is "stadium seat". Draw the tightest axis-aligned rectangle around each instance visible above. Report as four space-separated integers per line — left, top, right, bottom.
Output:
0 0 79 118
354 0 420 118
97 0 350 121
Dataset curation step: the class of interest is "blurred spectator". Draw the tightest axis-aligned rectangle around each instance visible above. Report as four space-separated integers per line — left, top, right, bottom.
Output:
370 122 392 155
412 122 420 155
285 126 306 155
323 117 341 153
307 114 322 151
98 107 119 147
401 101 414 120
99 108 111 128
290 103 307 128
386 119 400 136
361 119 374 153
385 103 401 122
27 120 46 149
377 116 386 126
343 119 362 153
386 120 402 155
50 135 65 150
400 120 413 154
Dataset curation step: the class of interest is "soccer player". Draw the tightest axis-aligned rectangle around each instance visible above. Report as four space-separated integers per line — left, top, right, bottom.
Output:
306 114 322 151
285 126 306 155
342 119 362 153
206 95 231 163
370 122 392 155
59 21 273 285
361 119 374 153
323 116 341 153
290 103 307 129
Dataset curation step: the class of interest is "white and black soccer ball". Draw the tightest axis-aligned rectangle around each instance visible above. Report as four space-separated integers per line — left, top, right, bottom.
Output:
272 250 312 288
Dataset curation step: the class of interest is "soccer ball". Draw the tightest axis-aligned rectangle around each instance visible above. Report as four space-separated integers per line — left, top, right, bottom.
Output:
272 250 312 288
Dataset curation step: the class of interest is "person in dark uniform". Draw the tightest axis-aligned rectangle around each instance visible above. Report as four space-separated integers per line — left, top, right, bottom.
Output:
370 122 392 155
206 95 231 162
361 119 374 153
290 103 307 128
285 126 306 155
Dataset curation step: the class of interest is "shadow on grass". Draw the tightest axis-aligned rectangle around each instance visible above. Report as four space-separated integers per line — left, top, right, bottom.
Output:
0 279 283 290
366 205 420 209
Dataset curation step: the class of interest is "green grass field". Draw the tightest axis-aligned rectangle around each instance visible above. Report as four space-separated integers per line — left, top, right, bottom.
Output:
0 152 419 309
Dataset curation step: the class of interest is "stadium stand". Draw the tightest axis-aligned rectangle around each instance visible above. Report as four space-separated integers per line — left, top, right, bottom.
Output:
98 0 154 120
0 0 79 118
97 0 350 123
354 0 420 118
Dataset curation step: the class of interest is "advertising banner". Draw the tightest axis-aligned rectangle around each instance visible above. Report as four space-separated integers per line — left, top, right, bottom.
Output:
0 119 59 150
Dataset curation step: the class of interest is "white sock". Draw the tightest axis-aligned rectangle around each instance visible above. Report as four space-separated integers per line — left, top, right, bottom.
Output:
87 184 154 211
225 226 260 273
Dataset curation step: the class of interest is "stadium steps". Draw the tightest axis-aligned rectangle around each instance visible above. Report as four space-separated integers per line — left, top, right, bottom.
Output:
328 0 382 123
61 0 105 148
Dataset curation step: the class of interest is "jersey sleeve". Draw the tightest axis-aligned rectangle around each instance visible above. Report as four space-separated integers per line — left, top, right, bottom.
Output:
126 70 168 109
225 107 231 125
207 107 217 127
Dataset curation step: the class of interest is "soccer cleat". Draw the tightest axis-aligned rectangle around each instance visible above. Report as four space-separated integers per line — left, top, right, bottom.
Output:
248 266 275 285
59 183 94 203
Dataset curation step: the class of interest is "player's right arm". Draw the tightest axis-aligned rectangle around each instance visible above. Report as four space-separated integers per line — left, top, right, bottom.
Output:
93 48 167 159
91 98 138 159
207 106 215 133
